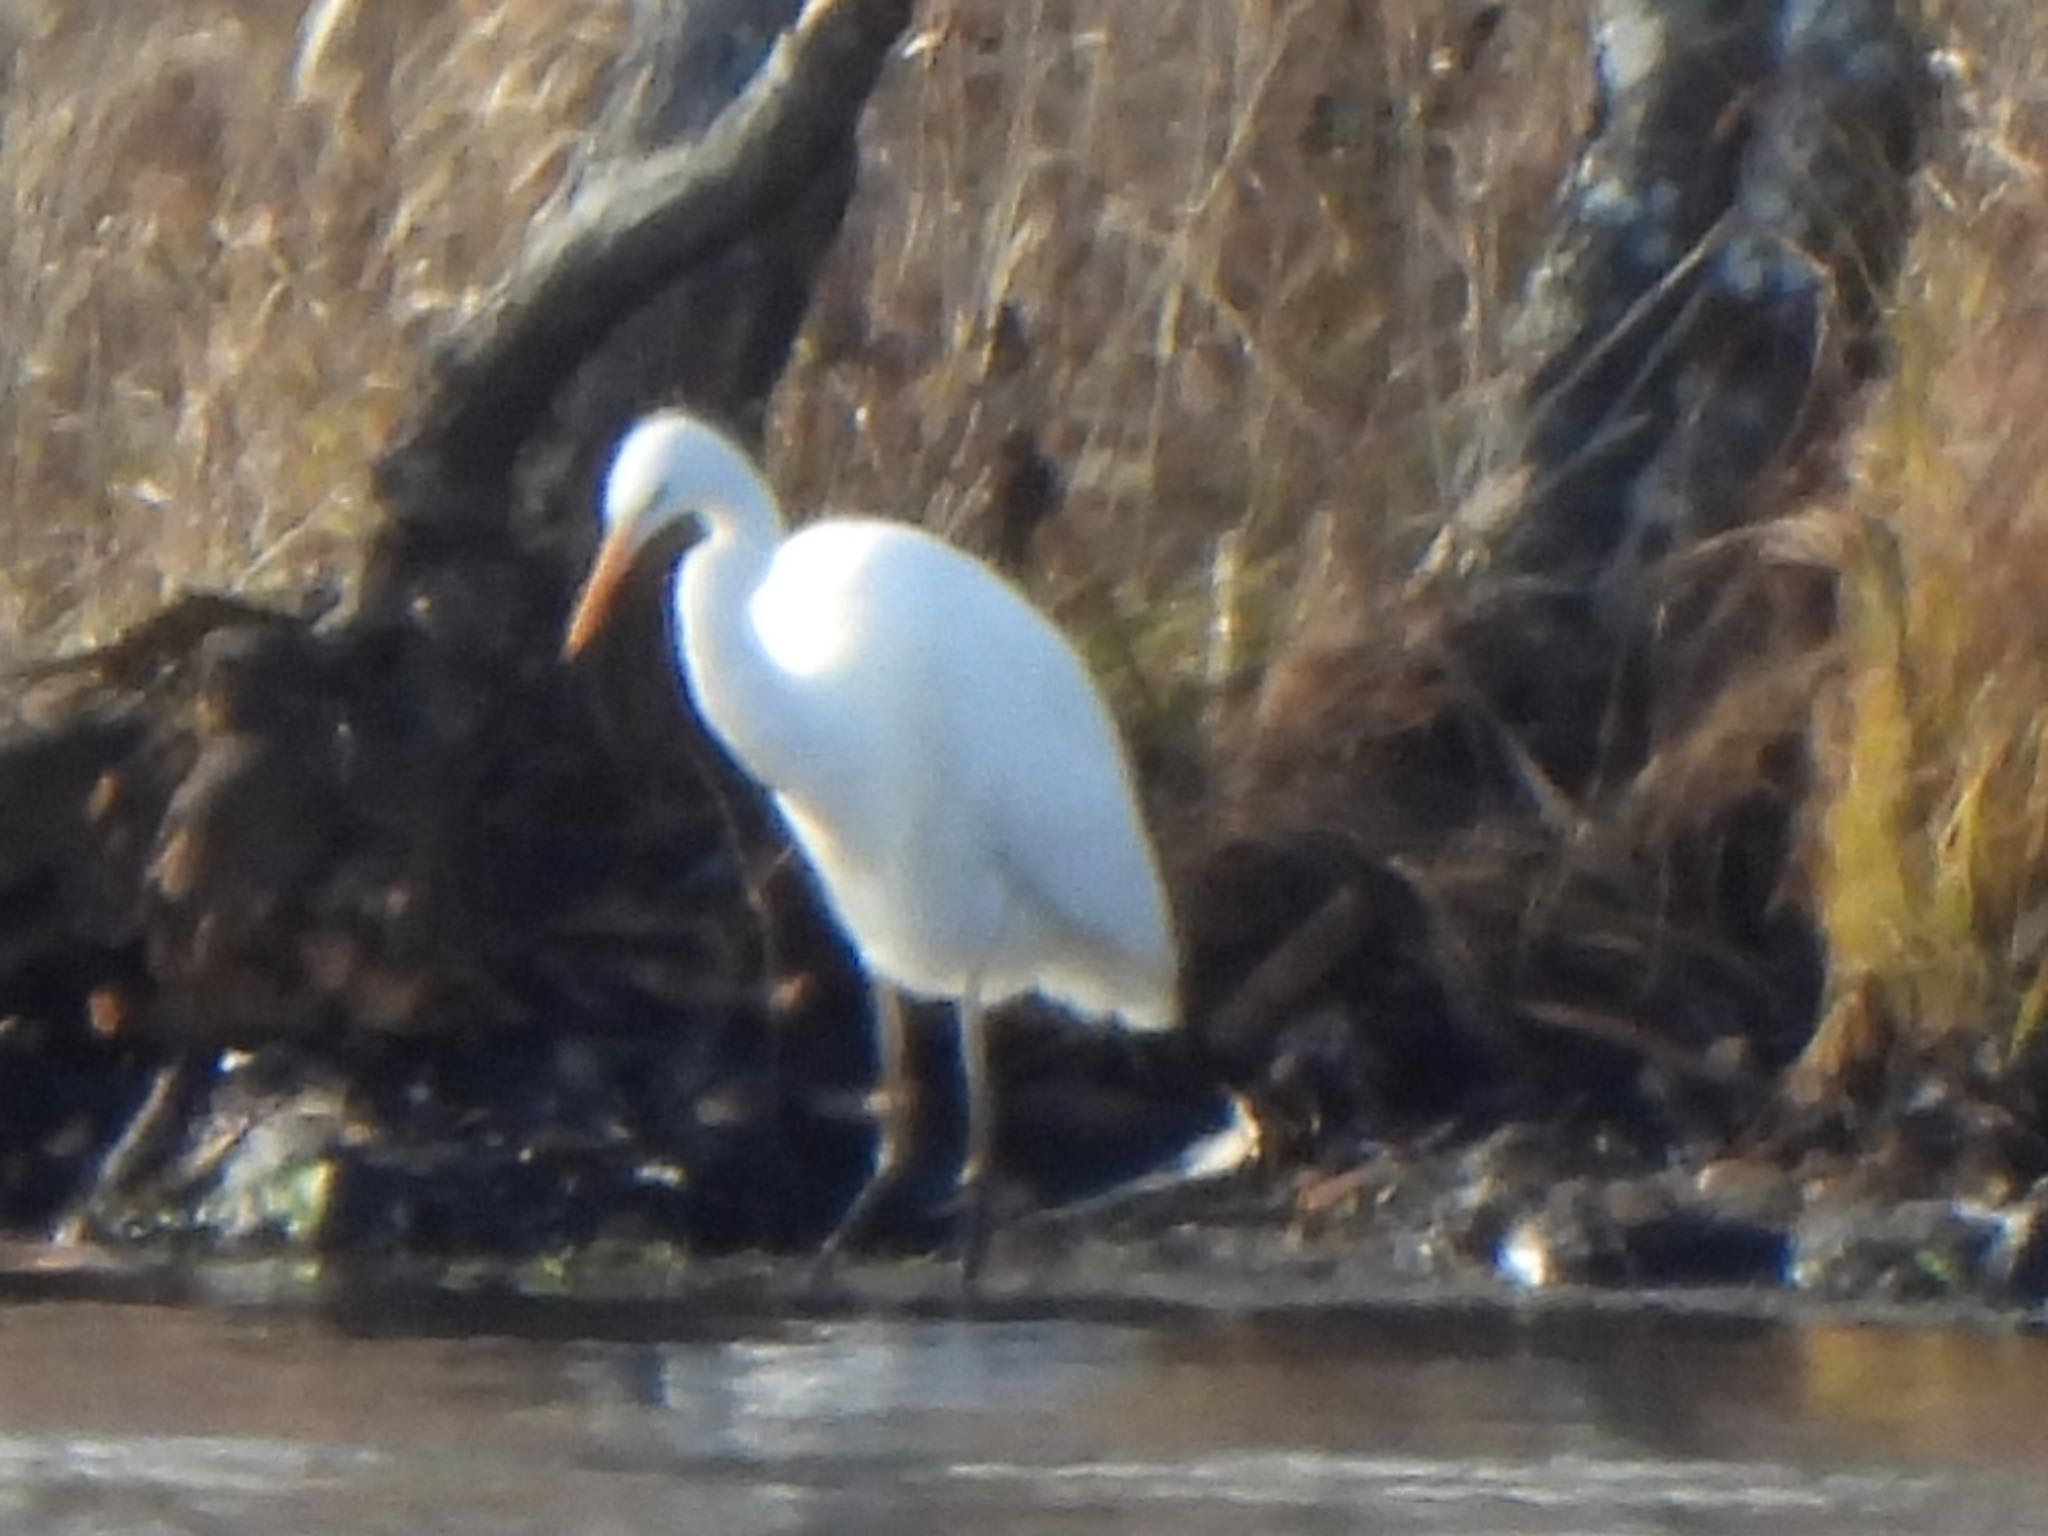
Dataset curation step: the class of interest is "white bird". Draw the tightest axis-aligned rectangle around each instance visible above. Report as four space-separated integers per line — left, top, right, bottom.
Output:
563 411 1177 1276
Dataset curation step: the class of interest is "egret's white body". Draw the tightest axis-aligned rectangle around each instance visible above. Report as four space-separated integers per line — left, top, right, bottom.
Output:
564 412 1178 1267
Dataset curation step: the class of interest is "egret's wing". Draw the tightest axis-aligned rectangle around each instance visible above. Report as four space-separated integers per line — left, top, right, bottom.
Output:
962 622 1176 1027
757 519 1175 1025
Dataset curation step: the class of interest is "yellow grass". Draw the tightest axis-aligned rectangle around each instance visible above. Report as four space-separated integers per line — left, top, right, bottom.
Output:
1812 1 2048 1058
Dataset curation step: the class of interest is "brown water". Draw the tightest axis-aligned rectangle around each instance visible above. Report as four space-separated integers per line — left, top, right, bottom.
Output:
0 1291 2042 1535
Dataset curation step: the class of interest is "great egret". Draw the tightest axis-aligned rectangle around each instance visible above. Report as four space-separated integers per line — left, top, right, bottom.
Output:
563 411 1177 1276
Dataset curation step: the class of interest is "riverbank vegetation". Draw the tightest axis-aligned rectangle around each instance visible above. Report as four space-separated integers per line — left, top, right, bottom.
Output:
2 0 2047 1290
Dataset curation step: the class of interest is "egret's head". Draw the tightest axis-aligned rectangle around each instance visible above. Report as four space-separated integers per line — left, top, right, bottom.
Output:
563 411 777 657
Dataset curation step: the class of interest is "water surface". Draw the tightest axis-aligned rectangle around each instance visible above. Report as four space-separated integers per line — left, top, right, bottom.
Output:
0 1292 2041 1534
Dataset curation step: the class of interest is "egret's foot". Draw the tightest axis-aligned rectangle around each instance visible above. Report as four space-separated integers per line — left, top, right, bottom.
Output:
809 1156 902 1289
954 1168 1004 1297
803 1241 851 1298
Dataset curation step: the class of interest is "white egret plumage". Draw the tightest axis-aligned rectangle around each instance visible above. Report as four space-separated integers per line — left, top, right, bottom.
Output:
563 411 1177 1275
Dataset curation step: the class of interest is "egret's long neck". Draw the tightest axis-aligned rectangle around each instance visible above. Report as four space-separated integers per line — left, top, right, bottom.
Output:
673 501 822 798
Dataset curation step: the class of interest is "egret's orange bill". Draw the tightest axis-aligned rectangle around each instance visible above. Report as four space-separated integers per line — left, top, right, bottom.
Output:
562 528 639 658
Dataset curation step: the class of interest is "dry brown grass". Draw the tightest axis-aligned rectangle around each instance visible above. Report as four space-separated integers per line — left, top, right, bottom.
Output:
0 0 624 650
0 0 1587 701
774 0 1586 729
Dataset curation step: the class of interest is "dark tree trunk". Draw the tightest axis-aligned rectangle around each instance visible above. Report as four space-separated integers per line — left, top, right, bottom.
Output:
1197 0 1928 1146
0 0 926 1250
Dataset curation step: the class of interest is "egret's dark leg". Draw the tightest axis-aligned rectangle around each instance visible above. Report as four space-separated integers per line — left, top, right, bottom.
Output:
816 981 917 1271
957 993 998 1288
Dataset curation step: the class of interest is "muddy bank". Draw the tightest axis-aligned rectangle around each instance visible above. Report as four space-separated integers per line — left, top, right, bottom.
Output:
0 0 2012 1316
8 1139 2048 1328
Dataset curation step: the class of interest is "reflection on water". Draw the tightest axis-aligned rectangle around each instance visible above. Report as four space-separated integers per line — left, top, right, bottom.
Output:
0 1295 2041 1535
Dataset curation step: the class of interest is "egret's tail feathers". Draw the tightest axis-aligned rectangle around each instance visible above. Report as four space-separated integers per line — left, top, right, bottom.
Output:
1042 957 1178 1032
1112 989 1178 1033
